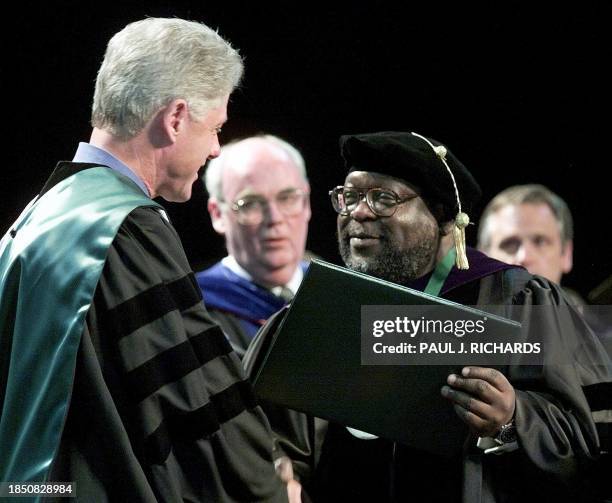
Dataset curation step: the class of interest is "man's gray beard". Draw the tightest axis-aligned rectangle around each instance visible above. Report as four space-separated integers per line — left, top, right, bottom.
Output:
339 234 439 285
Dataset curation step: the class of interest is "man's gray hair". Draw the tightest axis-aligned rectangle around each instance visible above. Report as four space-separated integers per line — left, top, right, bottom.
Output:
92 18 243 139
478 184 574 249
204 135 308 201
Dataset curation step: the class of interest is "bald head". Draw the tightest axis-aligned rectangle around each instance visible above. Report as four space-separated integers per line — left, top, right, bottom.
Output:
205 135 307 201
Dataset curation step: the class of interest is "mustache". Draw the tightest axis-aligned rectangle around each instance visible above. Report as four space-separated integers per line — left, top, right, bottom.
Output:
339 222 388 240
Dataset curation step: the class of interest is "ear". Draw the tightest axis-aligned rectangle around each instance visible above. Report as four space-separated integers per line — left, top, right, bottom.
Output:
161 99 190 143
561 239 573 274
304 184 312 222
208 197 226 235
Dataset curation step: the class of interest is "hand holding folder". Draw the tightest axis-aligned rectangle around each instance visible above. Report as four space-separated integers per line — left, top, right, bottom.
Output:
250 259 521 457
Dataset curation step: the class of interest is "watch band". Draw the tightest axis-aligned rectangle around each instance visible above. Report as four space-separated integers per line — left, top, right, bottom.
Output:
495 419 517 444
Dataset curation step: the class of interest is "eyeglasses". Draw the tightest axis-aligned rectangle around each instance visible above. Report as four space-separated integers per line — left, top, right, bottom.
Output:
329 186 419 217
228 188 309 226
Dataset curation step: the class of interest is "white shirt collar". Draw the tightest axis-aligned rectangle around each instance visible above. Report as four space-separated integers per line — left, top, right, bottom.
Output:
221 255 303 296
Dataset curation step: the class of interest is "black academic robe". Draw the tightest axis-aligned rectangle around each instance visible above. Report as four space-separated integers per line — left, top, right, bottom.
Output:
24 163 286 502
244 249 612 503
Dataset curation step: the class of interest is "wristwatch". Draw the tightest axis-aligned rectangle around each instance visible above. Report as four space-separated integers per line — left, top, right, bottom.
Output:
494 419 517 444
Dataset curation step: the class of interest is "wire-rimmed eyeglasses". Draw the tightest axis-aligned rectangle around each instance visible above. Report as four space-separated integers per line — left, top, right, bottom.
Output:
228 188 309 226
329 186 419 217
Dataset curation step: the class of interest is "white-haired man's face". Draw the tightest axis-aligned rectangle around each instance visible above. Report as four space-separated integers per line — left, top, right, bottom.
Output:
157 96 228 203
209 139 310 287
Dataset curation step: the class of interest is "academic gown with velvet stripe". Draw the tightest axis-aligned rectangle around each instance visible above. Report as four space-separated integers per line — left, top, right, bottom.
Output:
0 163 286 503
244 249 612 503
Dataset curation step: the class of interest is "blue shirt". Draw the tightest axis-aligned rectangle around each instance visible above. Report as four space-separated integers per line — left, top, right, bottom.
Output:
72 142 150 197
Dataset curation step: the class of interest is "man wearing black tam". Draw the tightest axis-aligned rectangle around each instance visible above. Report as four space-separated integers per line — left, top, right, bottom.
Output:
336 131 481 280
245 132 612 502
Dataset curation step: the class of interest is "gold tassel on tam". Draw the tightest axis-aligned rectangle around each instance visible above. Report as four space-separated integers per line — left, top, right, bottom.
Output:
453 212 470 270
412 132 471 270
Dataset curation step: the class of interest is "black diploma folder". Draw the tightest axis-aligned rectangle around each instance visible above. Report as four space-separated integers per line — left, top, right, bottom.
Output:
251 259 521 457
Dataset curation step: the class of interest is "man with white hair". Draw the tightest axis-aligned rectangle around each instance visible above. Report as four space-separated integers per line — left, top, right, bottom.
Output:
0 18 297 502
197 135 311 357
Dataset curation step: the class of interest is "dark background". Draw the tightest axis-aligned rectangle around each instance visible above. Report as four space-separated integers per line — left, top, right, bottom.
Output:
4 2 611 299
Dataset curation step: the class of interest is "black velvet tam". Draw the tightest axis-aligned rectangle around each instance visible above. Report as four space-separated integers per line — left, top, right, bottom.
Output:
339 131 482 220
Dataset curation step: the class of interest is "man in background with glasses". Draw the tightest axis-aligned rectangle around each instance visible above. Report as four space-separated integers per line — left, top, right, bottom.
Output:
197 135 311 358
